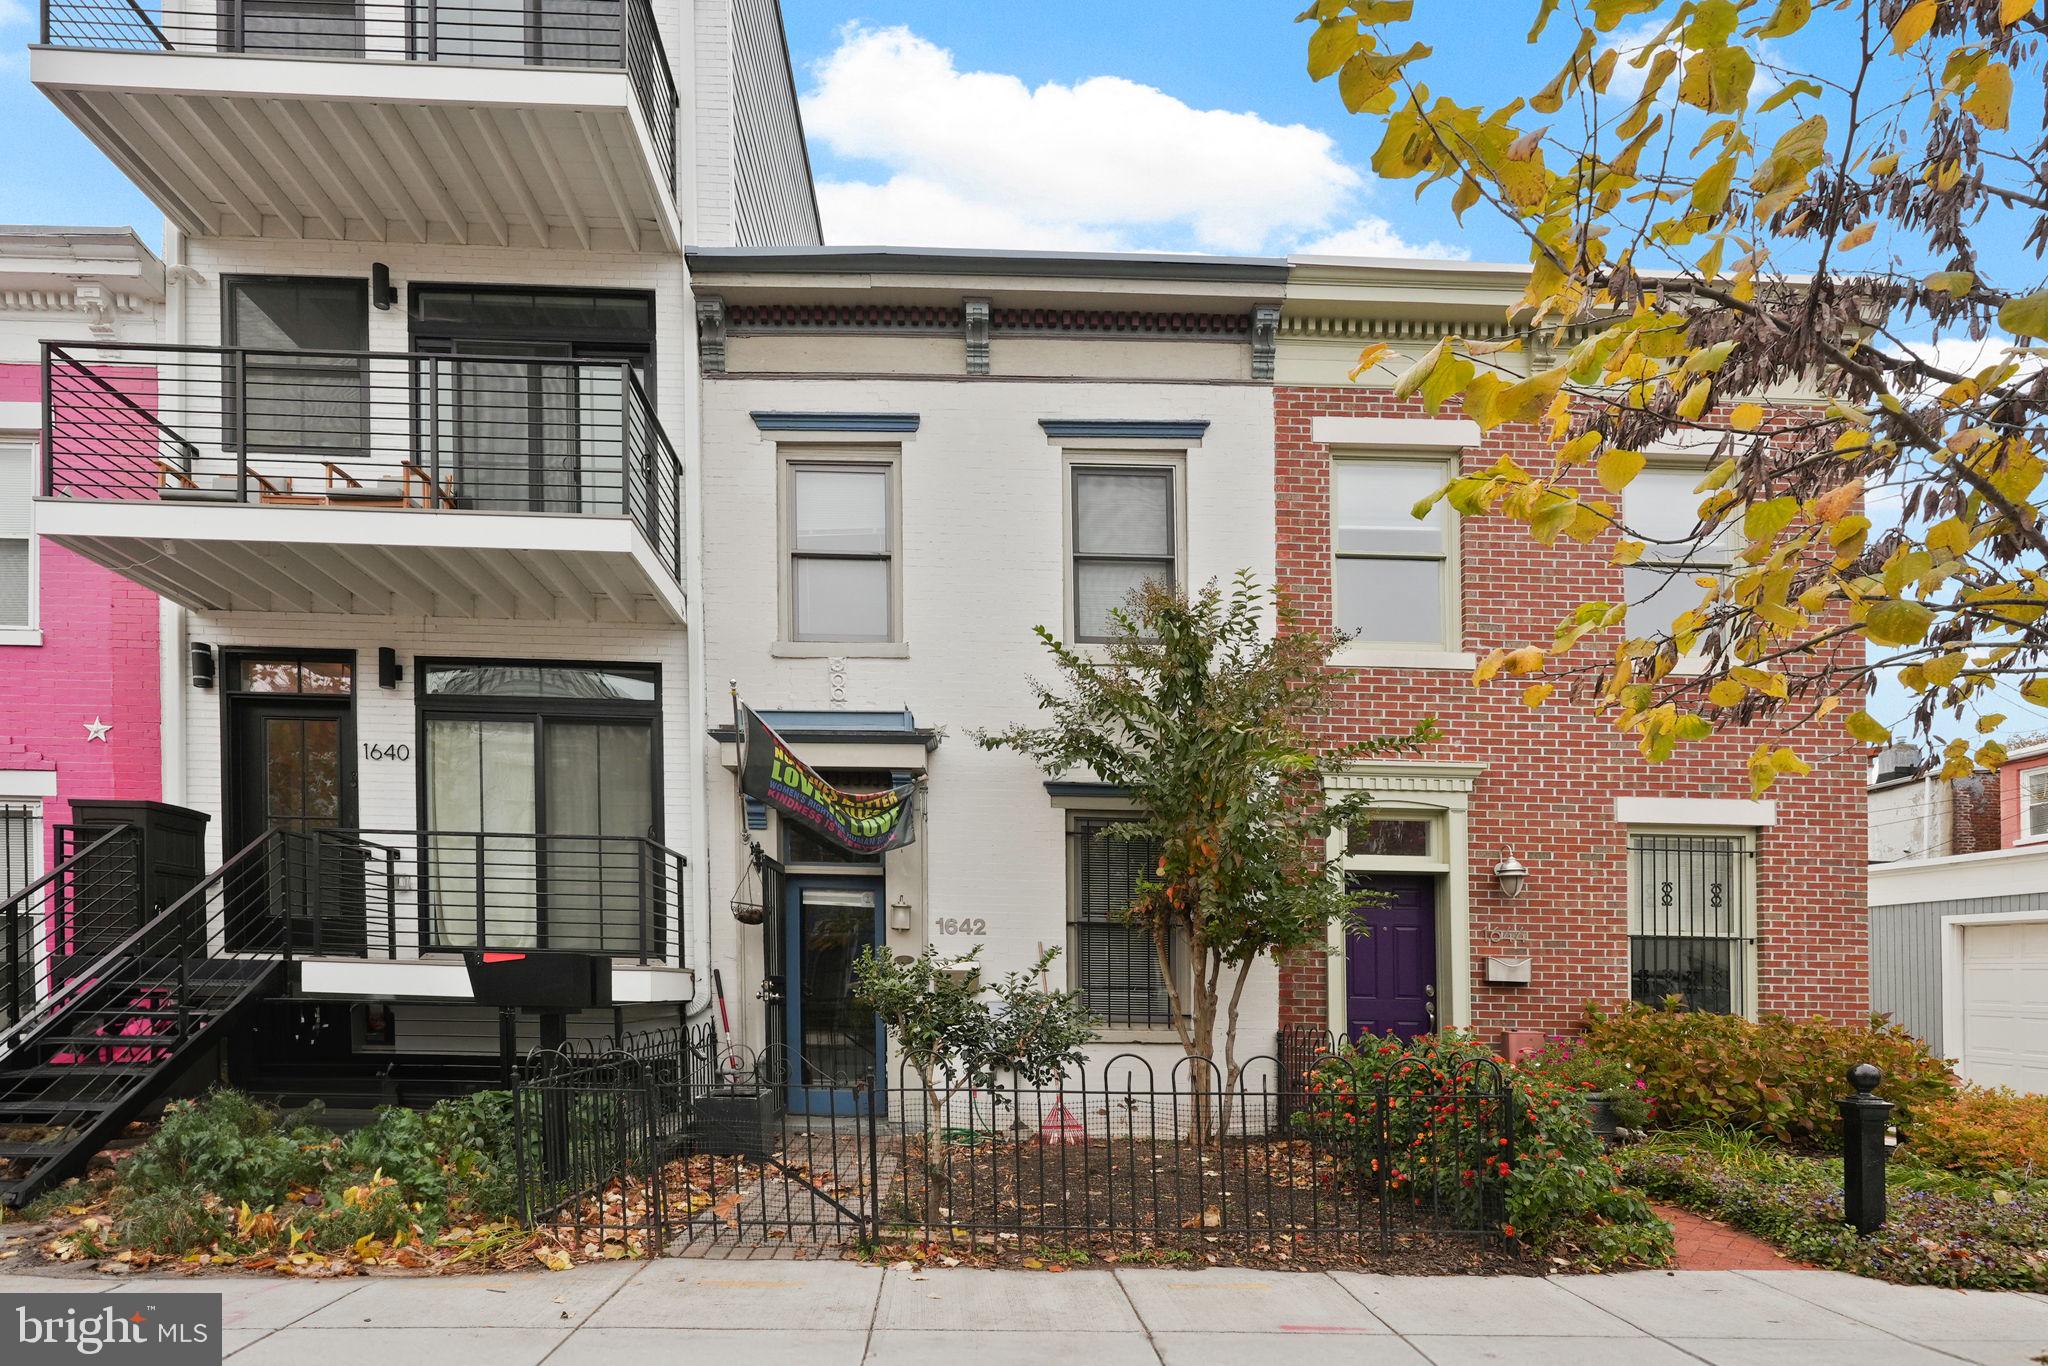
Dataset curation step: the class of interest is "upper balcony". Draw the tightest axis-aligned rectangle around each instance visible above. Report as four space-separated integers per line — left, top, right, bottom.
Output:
35 340 686 623
30 0 681 253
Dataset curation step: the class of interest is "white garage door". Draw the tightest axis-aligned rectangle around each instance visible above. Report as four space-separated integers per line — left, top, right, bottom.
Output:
1957 919 2048 1094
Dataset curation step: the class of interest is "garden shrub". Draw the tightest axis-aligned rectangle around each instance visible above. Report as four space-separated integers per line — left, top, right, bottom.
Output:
1580 1003 1954 1144
1902 1086 2048 1178
1618 1128 2048 1291
110 1088 520 1255
1514 1036 1655 1130
1296 1031 1673 1268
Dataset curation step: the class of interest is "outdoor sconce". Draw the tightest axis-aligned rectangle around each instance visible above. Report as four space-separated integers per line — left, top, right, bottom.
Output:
889 895 914 932
1493 853 1528 900
371 263 396 310
189 641 216 690
378 646 403 689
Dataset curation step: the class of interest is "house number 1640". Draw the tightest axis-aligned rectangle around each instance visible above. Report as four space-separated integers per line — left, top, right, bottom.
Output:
934 917 987 936
362 742 411 762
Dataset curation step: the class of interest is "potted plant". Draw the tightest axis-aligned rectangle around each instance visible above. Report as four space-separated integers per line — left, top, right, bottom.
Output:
1517 1036 1655 1140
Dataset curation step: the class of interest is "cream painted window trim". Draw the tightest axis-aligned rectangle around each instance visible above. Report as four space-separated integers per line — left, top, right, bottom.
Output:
1312 416 1479 449
1322 764 1478 1036
1331 449 1462 654
1 437 38 638
776 443 905 648
1613 797 1776 827
1061 449 1189 646
0 772 58 799
771 640 910 659
1330 647 1477 671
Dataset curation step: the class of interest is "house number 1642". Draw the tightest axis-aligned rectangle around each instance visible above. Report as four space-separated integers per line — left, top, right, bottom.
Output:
934 917 987 936
362 742 411 762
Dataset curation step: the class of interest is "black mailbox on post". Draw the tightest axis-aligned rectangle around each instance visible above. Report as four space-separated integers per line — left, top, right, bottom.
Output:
461 950 613 1011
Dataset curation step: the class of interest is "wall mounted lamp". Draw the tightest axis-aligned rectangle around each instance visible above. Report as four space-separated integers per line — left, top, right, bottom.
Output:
189 641 216 690
1492 853 1528 900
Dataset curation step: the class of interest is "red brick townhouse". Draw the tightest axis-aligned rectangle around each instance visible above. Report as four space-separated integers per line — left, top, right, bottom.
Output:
1274 257 1867 1047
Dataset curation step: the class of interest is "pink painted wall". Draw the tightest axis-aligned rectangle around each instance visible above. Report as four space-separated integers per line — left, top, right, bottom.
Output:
1997 750 2048 848
0 361 162 865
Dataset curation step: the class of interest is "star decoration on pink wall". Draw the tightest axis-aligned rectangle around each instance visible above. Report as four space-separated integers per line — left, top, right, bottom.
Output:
84 718 111 742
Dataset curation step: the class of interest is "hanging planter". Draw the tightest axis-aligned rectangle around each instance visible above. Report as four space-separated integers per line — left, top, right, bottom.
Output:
729 843 767 925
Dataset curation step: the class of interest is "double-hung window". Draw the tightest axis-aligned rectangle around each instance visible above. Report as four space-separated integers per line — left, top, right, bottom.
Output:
1 801 37 1022
1333 456 1456 649
1627 831 1753 1016
1623 462 1735 651
0 443 32 629
1068 814 1177 1028
1070 464 1178 642
787 459 896 642
2022 769 2048 842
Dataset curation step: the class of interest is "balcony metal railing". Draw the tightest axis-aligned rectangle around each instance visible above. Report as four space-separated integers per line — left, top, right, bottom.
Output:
41 340 685 582
288 829 687 966
38 0 679 193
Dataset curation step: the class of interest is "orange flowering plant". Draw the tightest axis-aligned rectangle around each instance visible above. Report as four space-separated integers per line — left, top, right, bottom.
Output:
1295 1030 1671 1267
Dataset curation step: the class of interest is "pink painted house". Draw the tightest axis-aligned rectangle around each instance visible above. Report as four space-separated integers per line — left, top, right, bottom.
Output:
0 226 166 897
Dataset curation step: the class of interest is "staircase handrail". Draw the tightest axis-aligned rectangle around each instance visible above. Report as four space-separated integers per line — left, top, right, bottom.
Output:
0 829 287 1059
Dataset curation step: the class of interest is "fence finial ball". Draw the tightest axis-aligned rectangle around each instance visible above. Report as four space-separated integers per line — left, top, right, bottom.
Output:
1848 1063 1884 1094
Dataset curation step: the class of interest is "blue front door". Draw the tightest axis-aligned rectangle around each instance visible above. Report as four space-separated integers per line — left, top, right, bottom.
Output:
782 875 886 1114
1345 873 1439 1041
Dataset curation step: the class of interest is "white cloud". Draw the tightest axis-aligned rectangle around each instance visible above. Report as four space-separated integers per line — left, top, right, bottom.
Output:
1296 216 1470 261
0 0 29 24
803 25 1451 258
1599 19 1783 102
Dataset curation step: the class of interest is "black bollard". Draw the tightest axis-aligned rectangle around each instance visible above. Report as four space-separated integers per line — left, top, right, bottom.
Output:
1839 1063 1892 1235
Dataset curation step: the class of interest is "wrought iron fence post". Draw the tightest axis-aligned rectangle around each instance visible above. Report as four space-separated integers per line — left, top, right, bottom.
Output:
1840 1063 1892 1235
864 1076 882 1245
1376 1078 1393 1255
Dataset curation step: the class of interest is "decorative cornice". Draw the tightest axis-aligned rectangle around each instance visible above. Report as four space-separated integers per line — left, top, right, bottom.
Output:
0 290 152 316
1279 314 1525 342
963 297 991 376
1326 761 1487 795
751 412 922 434
991 307 1251 338
696 295 727 375
1251 304 1280 381
1040 420 1211 441
727 303 965 334
723 301 1258 343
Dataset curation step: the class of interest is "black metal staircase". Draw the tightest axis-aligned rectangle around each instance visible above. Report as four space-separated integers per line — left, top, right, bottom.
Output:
0 818 293 1206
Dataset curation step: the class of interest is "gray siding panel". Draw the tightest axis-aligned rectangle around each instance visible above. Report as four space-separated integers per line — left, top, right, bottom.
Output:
1870 892 2048 1055
730 0 821 246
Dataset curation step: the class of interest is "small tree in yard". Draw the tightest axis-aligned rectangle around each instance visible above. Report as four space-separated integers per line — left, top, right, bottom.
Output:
852 943 1095 1229
976 573 1434 1142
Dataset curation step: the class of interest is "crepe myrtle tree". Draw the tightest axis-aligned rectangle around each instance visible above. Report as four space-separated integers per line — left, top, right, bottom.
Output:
1296 0 2048 791
976 573 1434 1141
853 943 1094 1227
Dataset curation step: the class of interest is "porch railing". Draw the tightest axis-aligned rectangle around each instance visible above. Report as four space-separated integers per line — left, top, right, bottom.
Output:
289 828 686 967
37 0 678 193
40 341 685 583
0 824 144 1041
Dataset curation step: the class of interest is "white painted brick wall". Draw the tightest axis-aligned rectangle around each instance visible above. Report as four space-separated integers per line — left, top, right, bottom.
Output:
698 372 1282 1068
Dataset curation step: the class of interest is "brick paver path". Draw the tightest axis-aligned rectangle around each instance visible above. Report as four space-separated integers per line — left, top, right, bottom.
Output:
1652 1201 1811 1270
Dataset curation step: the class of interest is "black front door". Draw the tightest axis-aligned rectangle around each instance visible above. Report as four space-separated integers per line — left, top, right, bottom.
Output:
226 683 358 951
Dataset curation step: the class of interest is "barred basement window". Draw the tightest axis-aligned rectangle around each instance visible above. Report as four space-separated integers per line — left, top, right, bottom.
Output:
1068 815 1179 1028
1628 832 1754 1016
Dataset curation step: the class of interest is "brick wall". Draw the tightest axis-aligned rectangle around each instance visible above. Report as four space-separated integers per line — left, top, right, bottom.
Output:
2 360 164 858
1950 772 2002 854
1274 385 1868 1039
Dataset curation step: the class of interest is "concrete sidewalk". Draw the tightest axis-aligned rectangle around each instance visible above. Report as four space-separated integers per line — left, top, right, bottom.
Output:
4 1260 2045 1365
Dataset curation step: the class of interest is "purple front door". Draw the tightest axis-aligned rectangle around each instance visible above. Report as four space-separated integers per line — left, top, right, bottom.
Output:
1345 873 1438 1041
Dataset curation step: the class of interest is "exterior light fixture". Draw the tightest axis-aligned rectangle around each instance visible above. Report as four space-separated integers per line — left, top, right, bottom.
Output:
188 640 216 689
1493 853 1528 900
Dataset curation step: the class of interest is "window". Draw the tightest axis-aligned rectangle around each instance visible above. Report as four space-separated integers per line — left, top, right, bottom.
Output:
782 770 893 867
1623 462 1736 649
1070 464 1177 642
1628 832 1753 1015
1 801 35 1023
236 657 355 694
224 276 369 453
1347 814 1434 860
0 443 32 628
2023 769 2048 841
1068 814 1178 1027
787 461 895 642
1333 456 1455 649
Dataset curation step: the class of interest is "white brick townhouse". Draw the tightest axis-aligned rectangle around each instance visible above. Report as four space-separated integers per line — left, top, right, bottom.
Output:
11 0 816 1140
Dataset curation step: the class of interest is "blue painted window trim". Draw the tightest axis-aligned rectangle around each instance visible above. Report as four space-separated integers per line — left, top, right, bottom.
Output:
1039 420 1210 441
751 412 921 433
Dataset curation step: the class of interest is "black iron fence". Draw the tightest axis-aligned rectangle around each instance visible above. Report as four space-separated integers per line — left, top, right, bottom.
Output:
38 0 678 193
510 1028 1515 1259
41 341 686 584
